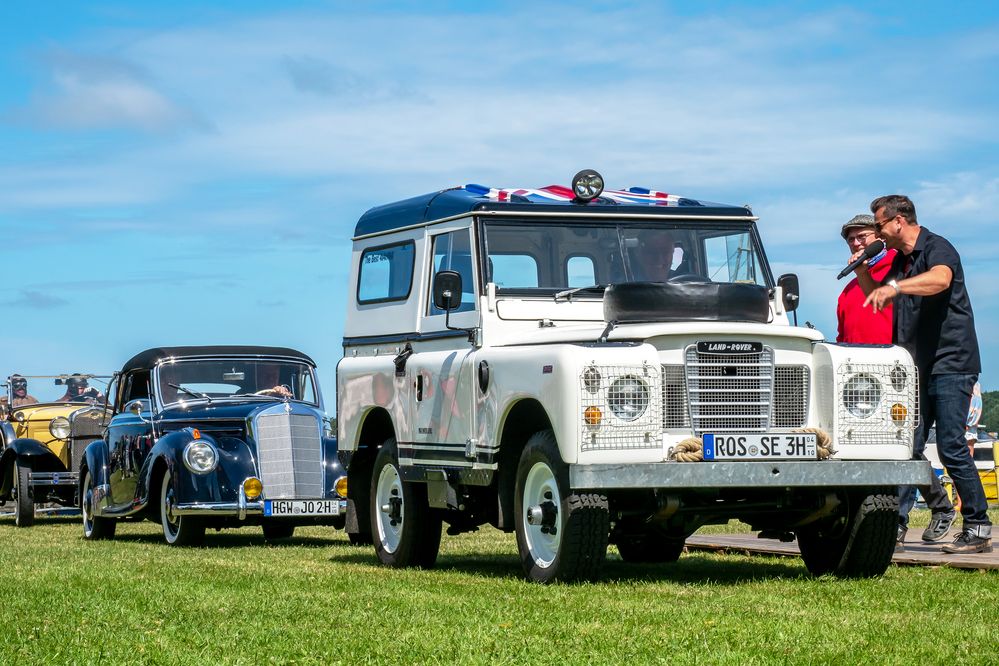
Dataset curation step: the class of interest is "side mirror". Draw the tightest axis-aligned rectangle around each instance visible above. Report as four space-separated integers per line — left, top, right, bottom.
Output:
433 270 463 312
777 273 800 312
125 398 151 417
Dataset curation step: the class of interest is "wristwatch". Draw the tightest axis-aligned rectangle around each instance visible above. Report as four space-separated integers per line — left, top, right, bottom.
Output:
887 279 900 295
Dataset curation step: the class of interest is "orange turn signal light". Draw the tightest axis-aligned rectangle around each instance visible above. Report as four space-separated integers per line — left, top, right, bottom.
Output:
243 477 263 500
583 406 603 426
890 404 908 423
191 428 201 439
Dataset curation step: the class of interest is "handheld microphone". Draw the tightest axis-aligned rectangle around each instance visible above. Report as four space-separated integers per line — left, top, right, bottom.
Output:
837 240 885 280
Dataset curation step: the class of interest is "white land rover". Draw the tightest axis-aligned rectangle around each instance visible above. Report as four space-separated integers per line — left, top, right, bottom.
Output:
337 170 928 582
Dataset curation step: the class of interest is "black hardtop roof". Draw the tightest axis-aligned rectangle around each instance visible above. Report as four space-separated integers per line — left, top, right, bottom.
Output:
354 185 754 238
121 346 316 373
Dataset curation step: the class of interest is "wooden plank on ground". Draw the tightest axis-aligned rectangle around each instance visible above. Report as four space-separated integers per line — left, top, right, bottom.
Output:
685 533 999 571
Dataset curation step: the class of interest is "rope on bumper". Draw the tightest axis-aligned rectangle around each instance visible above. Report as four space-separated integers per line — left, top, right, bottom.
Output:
668 437 703 462
794 427 835 459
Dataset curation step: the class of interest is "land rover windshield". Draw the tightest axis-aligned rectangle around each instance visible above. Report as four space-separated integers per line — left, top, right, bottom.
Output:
482 221 770 293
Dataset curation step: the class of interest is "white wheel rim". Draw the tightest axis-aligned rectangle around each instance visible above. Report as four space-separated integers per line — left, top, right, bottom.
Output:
82 473 95 536
375 462 404 554
523 461 561 568
161 470 181 544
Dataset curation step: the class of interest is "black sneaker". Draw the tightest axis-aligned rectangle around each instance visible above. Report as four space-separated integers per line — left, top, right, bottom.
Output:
895 525 907 552
941 529 993 554
922 510 956 542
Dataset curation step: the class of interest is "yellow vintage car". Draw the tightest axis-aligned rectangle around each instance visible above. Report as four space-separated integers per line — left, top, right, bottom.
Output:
0 374 111 527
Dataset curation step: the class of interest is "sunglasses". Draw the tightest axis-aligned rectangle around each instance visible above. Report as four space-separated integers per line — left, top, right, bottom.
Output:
12 383 27 389
874 214 898 232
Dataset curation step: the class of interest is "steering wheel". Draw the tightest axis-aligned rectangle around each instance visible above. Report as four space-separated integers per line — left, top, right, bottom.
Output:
667 273 708 283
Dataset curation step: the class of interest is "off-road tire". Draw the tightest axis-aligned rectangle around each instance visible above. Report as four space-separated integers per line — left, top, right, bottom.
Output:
616 528 685 564
797 490 898 578
81 470 116 540
370 439 442 568
14 459 35 528
160 468 205 546
515 430 609 583
262 522 295 541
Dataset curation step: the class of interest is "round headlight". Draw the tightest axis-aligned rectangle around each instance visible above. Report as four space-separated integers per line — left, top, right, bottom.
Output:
890 365 907 392
183 440 218 474
49 416 71 439
843 374 882 419
571 169 604 202
582 366 602 394
608 375 650 422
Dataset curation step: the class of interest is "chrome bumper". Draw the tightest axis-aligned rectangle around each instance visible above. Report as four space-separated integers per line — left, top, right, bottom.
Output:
29 471 80 487
172 498 348 519
569 460 932 490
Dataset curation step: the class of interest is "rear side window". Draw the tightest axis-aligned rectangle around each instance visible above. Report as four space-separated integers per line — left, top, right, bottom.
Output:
358 241 415 304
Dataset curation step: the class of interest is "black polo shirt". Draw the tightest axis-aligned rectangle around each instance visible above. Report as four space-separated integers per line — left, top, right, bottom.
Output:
883 227 981 376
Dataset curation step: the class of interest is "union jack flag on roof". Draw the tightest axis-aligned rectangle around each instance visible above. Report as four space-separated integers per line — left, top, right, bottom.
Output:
462 183 686 206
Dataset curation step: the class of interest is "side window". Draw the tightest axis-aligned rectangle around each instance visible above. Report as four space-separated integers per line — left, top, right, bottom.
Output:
490 254 539 288
703 233 763 285
117 371 150 411
429 230 476 314
358 241 415 304
566 255 595 287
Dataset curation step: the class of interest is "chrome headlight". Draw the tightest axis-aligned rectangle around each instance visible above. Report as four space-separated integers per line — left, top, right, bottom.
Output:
183 440 219 474
49 416 71 440
608 375 650 421
582 366 602 394
843 374 882 419
889 365 907 392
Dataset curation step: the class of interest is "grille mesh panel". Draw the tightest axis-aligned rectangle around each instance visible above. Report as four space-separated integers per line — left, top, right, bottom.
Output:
773 366 810 428
661 365 690 428
256 413 323 499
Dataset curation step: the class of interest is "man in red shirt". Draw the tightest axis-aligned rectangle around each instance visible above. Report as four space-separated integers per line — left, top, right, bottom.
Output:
837 215 895 343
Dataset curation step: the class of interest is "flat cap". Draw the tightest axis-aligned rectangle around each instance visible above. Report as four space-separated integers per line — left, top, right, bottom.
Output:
841 214 875 239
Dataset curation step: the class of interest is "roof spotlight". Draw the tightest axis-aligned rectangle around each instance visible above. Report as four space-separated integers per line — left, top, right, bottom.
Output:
571 169 604 203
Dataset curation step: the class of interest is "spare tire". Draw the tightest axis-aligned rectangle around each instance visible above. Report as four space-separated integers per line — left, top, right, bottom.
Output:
603 281 770 324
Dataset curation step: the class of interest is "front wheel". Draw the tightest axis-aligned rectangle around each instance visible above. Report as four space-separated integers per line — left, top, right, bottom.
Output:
514 430 609 583
13 459 35 528
81 470 116 540
370 439 442 568
160 468 205 546
796 490 899 578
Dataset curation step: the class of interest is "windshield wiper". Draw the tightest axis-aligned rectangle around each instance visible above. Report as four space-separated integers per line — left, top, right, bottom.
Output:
168 383 213 404
554 284 606 303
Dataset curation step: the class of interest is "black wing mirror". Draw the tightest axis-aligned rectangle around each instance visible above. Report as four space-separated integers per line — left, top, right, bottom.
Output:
777 273 800 312
433 270 463 311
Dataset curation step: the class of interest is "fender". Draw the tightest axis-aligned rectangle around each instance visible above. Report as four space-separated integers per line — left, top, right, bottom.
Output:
323 436 347 496
134 429 259 511
0 438 71 499
81 439 111 494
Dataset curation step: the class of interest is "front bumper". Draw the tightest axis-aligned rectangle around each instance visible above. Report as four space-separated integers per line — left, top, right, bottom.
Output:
570 460 931 490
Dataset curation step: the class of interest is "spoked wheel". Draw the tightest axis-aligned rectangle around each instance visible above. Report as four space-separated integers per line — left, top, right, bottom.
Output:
796 489 899 578
13 459 35 528
514 430 609 583
370 439 441 568
262 522 295 541
81 470 116 540
160 468 205 546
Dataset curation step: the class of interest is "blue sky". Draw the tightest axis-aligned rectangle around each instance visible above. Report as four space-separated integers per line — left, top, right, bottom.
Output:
2 1 998 407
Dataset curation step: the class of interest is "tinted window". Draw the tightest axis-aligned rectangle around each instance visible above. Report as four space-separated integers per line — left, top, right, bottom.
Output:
491 254 539 288
358 241 415 303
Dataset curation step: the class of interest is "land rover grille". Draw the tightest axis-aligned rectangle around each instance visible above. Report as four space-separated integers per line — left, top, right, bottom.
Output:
662 346 809 434
254 413 323 499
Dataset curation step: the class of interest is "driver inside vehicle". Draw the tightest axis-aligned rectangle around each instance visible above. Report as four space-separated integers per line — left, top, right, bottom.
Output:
629 232 676 282
253 364 293 399
4 374 39 407
58 374 104 403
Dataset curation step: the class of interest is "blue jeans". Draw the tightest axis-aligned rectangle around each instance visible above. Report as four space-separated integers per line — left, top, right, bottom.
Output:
899 373 991 528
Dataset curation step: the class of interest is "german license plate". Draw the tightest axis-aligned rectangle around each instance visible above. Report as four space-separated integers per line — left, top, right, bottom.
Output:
263 499 341 517
702 433 817 460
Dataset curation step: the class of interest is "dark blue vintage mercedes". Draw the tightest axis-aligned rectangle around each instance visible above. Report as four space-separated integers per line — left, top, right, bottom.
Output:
80 346 347 545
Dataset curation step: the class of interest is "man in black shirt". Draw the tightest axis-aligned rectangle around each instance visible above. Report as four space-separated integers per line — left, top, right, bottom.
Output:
856 194 991 554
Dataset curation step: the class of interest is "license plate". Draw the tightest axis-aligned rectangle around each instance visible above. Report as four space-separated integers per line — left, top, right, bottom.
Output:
263 499 341 517
702 433 817 461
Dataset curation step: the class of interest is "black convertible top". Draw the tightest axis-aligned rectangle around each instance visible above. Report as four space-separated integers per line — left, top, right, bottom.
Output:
121 346 316 373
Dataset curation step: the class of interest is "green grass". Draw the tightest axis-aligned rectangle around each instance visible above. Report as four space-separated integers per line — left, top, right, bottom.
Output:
1 510 996 665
